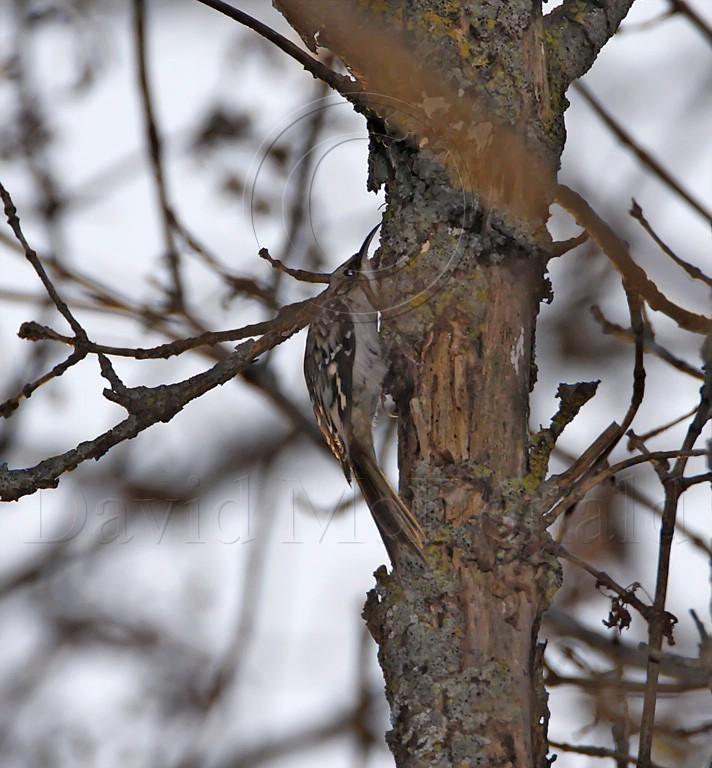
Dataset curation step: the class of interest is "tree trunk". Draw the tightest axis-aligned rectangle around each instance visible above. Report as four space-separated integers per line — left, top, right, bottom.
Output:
273 0 636 764
363 142 559 765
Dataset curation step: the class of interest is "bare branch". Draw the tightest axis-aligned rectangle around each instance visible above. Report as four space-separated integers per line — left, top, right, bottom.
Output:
546 284 645 494
0 181 87 340
681 471 712 490
638 360 711 765
591 305 704 380
0 349 86 418
555 185 712 334
193 0 355 98
554 443 712 558
0 294 319 501
258 247 330 284
606 285 646 457
550 739 666 768
271 71 333 287
552 422 621 491
670 0 712 46
574 84 712 225
543 448 706 525
529 380 600 482
172 456 286 768
546 665 709 694
670 719 712 738
632 406 700 445
133 0 185 310
690 608 709 644
214 695 378 768
553 543 658 626
169 214 279 309
16 313 308 360
545 608 710 683
549 230 588 258
630 200 712 288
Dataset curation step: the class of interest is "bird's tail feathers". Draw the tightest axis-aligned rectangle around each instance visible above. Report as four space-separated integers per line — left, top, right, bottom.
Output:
349 444 425 563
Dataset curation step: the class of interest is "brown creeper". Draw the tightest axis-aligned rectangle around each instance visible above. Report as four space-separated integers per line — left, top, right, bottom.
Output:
304 224 424 563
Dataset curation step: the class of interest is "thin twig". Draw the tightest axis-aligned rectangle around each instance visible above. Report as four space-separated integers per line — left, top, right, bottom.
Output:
258 247 330 283
173 458 286 768
546 667 708 695
543 449 706 524
9 241 324 451
213 694 378 768
0 349 87 418
272 71 332 287
133 0 185 310
553 444 712 559
626 430 669 482
591 305 703 380
168 213 279 308
556 185 712 335
550 739 665 767
549 231 589 258
574 83 712 225
551 422 621 491
638 366 711 766
670 0 712 46
689 608 709 644
0 287 154 318
681 471 712 490
631 406 700 445
17 301 313 360
600 284 646 463
0 181 88 340
630 199 712 288
670 719 712 738
193 0 355 97
543 286 645 501
545 607 710 683
43 251 168 324
0 291 322 502
553 543 656 624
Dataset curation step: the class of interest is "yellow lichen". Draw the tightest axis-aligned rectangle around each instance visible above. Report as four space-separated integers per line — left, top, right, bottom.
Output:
470 463 493 480
422 10 451 33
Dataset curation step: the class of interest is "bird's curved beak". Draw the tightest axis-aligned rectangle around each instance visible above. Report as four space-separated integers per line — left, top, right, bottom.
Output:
353 222 381 269
355 222 381 310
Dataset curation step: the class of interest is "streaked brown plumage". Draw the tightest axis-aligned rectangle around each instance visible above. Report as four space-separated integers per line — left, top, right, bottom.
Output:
304 225 424 563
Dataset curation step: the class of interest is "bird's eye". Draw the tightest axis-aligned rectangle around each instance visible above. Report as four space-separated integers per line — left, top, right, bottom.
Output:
344 267 356 277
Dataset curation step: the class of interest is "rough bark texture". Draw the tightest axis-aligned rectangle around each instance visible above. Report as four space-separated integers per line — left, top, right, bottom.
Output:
364 143 559 768
273 0 635 765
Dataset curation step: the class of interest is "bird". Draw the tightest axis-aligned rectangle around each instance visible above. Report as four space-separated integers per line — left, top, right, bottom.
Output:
303 223 425 564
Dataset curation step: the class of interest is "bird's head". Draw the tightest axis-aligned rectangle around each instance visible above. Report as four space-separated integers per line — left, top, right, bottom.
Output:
329 223 381 302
